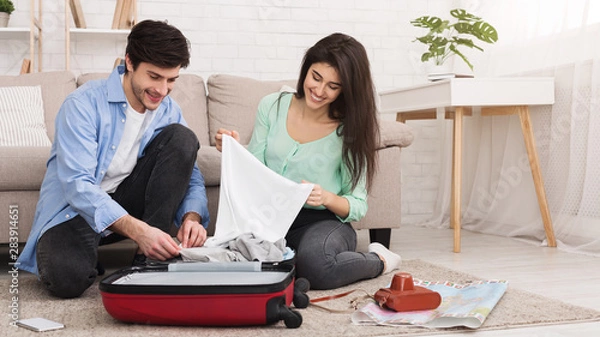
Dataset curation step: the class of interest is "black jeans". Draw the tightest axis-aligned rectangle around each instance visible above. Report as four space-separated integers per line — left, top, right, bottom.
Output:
286 209 384 290
36 124 199 298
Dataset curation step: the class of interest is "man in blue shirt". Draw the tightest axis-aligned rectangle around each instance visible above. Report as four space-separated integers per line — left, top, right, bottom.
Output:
17 20 210 298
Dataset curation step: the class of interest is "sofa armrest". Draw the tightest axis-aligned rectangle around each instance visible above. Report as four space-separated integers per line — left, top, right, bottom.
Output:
377 119 414 149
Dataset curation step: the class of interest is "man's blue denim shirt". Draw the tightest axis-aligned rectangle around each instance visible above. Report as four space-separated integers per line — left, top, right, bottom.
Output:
17 66 210 275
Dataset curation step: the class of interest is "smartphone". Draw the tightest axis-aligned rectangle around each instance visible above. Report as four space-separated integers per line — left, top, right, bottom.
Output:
16 317 65 332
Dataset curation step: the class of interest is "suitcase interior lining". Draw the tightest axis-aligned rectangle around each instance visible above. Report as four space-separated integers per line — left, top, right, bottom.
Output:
112 271 289 286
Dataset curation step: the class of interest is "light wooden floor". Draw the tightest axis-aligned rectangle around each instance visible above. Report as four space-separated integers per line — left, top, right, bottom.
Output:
354 224 600 336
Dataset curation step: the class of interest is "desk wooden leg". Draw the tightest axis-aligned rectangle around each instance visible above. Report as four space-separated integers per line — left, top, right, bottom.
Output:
452 107 464 253
518 106 557 247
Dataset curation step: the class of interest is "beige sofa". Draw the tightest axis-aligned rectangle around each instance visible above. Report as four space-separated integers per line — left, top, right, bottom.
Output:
0 70 413 247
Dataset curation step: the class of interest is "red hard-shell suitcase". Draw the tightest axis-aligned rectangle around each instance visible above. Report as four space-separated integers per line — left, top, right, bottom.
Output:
99 261 304 328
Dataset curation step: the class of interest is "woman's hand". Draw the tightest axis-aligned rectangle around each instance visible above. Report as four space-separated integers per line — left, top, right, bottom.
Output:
302 180 350 219
215 128 240 152
302 180 333 207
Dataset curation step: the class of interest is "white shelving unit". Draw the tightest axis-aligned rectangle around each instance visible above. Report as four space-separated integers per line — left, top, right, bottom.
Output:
0 0 43 73
69 27 130 37
65 0 136 71
0 27 30 40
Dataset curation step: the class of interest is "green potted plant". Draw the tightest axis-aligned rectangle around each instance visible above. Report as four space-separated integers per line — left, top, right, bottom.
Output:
411 8 498 72
0 0 15 27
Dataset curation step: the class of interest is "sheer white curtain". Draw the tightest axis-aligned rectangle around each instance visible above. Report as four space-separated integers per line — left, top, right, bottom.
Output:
420 0 600 255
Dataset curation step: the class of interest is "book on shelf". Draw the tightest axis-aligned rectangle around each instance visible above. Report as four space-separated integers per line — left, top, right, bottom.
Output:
427 73 474 81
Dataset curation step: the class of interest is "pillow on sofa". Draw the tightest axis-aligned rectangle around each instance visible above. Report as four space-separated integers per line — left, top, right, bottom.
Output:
0 85 52 147
0 71 77 141
207 74 296 145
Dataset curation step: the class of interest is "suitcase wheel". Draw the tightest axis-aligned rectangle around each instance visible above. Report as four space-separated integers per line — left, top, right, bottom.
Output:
266 296 303 328
293 278 310 309
281 307 303 328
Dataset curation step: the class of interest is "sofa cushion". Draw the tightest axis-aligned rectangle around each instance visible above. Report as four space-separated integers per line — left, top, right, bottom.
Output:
0 71 77 141
0 146 50 189
76 72 109 86
0 85 52 147
169 74 210 146
207 74 296 145
77 72 211 146
196 146 221 187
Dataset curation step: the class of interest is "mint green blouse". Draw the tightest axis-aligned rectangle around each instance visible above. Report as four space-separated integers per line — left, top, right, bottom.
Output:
247 92 368 223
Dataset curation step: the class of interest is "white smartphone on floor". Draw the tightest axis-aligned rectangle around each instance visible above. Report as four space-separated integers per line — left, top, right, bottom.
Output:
16 317 65 332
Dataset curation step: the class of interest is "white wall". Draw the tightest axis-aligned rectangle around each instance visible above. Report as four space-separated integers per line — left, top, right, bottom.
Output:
1 0 461 225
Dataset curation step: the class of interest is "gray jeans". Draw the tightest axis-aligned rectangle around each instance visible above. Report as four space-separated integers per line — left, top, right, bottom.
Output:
285 209 384 290
36 124 200 298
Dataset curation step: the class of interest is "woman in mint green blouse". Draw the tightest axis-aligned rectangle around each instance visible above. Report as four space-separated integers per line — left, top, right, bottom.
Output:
216 33 401 289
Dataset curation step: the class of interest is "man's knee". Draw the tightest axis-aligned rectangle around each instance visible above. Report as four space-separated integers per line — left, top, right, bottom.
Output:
39 262 97 298
36 219 100 298
161 124 199 154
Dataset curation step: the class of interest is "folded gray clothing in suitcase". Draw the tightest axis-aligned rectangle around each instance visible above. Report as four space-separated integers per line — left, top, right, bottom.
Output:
180 233 288 262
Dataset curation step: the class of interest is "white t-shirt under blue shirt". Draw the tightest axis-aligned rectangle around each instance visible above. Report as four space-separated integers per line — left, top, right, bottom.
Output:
100 76 156 193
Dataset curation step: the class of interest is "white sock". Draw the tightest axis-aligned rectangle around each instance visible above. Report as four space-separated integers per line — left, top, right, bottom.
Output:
368 242 402 274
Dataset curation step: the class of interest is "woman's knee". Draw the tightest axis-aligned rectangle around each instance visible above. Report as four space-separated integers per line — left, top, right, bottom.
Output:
294 250 338 290
292 221 358 289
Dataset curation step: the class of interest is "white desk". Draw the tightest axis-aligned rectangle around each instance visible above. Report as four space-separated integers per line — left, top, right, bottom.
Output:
380 78 557 252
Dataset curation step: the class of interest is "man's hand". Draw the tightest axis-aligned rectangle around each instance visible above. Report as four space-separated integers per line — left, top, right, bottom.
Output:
110 215 180 261
177 212 207 248
137 226 182 260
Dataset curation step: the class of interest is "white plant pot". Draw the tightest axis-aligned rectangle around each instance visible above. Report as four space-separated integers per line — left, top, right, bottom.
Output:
426 58 455 75
0 13 9 27
428 64 453 75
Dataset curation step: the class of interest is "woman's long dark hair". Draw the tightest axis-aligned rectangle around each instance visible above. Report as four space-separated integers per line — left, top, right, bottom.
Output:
295 33 379 191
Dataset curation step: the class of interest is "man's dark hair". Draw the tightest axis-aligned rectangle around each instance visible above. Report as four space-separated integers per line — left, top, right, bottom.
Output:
125 20 190 71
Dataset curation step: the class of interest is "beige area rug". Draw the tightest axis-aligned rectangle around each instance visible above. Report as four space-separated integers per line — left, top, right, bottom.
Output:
3 259 600 337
